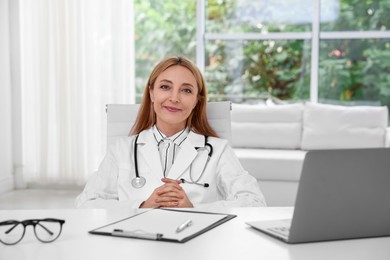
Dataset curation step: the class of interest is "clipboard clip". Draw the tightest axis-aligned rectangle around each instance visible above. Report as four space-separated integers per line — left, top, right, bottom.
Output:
112 229 163 240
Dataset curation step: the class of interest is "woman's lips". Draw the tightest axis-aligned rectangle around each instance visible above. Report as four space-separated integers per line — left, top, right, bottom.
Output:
164 106 181 112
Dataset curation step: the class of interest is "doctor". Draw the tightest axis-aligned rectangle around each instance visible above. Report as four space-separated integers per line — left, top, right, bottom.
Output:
76 56 266 209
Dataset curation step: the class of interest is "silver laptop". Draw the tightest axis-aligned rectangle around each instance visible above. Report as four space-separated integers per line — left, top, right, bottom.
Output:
247 148 390 243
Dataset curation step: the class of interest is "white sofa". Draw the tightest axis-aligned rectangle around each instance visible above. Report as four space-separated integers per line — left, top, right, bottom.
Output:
231 102 390 206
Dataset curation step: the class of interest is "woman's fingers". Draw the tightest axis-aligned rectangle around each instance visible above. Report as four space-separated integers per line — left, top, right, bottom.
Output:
156 182 182 195
161 178 182 186
155 201 179 208
156 191 183 201
141 179 193 208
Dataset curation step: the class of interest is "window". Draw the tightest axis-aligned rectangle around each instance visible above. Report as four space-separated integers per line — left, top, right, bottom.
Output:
319 0 390 105
135 0 390 107
134 0 197 102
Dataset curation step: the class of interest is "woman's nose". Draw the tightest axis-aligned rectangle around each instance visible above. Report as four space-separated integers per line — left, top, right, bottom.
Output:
169 91 180 103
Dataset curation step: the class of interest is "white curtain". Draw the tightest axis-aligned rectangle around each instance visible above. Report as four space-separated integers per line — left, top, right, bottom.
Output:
18 0 134 187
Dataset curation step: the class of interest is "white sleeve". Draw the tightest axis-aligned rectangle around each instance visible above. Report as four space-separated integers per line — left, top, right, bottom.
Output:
195 143 267 209
75 140 143 209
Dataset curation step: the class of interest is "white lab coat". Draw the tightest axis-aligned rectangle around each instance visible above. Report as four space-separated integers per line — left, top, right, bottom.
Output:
76 128 266 209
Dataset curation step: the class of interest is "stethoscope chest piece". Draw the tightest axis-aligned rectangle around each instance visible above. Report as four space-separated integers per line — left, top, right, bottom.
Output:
132 176 146 188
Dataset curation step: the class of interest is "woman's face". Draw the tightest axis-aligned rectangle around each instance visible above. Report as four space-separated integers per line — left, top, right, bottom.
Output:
150 65 199 135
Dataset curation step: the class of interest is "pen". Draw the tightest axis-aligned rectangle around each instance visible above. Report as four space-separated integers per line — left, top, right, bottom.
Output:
112 229 163 240
176 219 193 233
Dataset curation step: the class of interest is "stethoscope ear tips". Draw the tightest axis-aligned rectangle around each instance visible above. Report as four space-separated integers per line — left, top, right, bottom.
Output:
203 183 209 187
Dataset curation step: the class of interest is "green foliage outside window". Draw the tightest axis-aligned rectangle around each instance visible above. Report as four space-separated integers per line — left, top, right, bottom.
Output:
205 0 311 102
134 0 390 108
134 0 196 102
319 39 390 106
319 0 390 106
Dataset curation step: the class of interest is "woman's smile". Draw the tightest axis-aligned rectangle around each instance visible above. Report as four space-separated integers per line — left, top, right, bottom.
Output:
163 105 182 112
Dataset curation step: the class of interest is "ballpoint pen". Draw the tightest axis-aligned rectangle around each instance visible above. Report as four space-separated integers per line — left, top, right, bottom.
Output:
112 229 163 240
176 219 193 233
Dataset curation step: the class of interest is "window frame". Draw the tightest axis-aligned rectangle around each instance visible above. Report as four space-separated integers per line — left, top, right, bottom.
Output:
196 0 390 104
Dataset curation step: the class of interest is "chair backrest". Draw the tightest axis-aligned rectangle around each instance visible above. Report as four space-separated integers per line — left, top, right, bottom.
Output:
106 101 232 148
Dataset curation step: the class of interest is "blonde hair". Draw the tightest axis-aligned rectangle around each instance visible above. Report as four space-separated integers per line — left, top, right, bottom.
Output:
130 56 218 137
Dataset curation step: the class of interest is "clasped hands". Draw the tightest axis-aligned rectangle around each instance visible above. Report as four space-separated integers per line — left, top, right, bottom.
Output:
140 178 193 208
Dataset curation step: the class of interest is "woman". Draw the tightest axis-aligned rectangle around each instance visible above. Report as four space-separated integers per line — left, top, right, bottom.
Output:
76 56 266 208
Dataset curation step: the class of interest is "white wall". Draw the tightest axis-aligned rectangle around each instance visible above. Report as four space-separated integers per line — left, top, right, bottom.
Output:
0 0 14 193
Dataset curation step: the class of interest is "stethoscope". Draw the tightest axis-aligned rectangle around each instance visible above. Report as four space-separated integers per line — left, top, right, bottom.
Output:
131 134 213 189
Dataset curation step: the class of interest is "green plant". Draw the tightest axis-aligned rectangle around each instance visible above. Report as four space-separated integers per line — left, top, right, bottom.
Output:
134 0 390 107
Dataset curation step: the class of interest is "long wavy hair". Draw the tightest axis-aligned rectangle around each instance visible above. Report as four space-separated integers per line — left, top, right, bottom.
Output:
130 56 218 137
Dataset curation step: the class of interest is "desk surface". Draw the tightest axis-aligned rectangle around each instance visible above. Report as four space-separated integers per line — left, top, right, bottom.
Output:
1 207 389 260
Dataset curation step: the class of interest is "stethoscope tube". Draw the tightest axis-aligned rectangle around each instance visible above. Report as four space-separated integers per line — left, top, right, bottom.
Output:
181 136 212 188
132 134 146 188
134 134 139 178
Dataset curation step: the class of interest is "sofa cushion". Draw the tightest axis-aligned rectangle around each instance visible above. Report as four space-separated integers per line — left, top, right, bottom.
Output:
231 103 303 149
234 148 307 181
301 103 389 150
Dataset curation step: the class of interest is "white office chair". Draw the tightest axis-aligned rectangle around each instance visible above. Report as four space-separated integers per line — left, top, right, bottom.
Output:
106 101 232 148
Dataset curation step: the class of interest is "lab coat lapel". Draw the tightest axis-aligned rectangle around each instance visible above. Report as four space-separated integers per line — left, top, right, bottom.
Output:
167 131 205 180
137 129 164 178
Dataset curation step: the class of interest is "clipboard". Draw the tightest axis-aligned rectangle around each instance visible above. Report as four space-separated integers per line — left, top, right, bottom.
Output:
89 208 236 243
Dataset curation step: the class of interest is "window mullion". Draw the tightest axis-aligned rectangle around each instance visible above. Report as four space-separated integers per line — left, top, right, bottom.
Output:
321 31 390 39
205 32 312 40
310 0 320 103
196 0 205 75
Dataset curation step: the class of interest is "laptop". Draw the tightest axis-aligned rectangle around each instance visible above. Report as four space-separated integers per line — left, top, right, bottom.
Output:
246 148 390 244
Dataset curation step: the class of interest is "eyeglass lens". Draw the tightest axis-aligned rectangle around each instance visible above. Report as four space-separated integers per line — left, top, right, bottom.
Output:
34 219 63 243
0 221 25 245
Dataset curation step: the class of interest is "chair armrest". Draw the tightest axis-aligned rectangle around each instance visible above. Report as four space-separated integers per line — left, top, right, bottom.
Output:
386 127 390 148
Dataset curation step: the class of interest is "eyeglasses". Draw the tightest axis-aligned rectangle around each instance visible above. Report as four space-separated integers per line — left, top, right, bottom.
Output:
0 218 65 245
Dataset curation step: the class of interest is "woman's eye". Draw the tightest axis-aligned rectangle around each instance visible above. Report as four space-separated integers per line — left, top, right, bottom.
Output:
160 85 170 90
182 88 192 94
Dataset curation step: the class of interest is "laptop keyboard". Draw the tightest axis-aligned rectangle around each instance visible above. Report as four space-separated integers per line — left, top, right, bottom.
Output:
267 226 290 238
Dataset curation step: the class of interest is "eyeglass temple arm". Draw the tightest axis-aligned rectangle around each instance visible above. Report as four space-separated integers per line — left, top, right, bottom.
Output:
2 221 20 234
36 223 54 235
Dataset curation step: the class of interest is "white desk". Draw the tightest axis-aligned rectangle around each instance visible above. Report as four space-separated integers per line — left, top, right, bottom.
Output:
1 207 389 260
